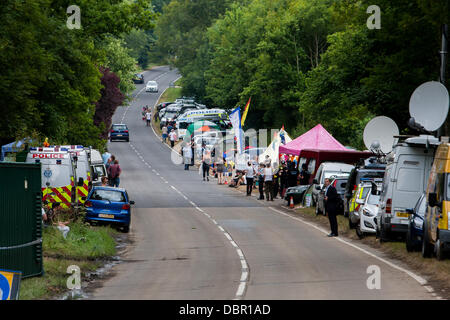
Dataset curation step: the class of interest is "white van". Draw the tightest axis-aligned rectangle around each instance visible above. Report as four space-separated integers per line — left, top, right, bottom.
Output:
311 162 353 206
85 148 107 186
377 135 440 241
26 148 76 207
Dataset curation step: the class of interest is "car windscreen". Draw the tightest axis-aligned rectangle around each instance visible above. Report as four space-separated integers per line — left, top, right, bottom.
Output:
367 193 380 205
91 189 125 202
164 112 177 118
112 125 127 131
323 171 349 183
147 81 157 85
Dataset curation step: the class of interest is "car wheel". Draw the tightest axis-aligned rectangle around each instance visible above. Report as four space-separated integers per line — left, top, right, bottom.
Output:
422 222 433 258
379 222 389 242
348 215 356 229
122 226 130 233
436 238 445 261
126 138 129 142
405 224 415 252
356 222 364 239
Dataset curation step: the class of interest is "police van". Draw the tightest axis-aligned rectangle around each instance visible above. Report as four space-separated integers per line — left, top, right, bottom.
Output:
378 135 440 241
26 147 76 208
176 109 228 138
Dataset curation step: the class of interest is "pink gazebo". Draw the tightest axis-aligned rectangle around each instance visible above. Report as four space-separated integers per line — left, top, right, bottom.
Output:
279 124 349 156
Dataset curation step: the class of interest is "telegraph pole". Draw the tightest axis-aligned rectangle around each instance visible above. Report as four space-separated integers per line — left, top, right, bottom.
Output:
439 24 448 137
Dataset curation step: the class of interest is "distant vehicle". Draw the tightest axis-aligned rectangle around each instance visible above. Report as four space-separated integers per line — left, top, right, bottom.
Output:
356 181 382 238
344 158 386 217
378 135 439 242
316 176 347 216
84 186 135 233
175 97 195 104
145 80 158 92
311 162 353 206
110 124 129 142
157 102 175 112
160 106 182 127
133 73 144 84
284 185 309 205
404 193 426 252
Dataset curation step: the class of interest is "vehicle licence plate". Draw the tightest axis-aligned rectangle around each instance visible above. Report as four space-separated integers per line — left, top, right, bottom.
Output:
99 214 114 219
396 212 409 218
117 134 122 137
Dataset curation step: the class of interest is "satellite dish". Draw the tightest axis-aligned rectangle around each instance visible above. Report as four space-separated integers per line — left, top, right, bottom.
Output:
364 116 399 153
409 81 449 132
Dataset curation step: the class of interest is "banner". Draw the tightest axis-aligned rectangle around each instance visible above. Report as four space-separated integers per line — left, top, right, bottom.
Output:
241 97 251 127
229 107 243 154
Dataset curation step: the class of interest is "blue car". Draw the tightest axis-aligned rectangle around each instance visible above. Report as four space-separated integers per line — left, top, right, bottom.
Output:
84 186 134 233
405 193 426 252
110 124 129 142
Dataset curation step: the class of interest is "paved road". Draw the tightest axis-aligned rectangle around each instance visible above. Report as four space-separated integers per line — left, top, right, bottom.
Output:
92 66 434 300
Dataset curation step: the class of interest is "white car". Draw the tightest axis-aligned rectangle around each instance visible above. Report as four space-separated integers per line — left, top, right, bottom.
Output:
356 182 382 238
145 81 158 92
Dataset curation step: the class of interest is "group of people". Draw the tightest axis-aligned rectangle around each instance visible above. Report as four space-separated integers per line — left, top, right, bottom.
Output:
142 106 152 127
161 122 178 147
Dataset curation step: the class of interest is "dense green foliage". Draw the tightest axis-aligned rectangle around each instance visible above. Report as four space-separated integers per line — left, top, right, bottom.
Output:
155 0 449 149
0 0 156 150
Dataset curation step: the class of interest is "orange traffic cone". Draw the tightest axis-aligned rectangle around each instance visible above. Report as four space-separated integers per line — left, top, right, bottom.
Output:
289 196 294 209
224 180 228 185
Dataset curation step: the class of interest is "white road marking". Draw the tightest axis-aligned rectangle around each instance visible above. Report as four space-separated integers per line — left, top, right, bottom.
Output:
267 206 441 299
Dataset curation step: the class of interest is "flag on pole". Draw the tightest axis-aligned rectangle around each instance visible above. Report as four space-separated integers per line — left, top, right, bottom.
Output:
241 97 251 127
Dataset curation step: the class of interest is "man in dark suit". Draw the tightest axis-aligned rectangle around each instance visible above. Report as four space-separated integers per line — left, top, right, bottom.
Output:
324 178 339 237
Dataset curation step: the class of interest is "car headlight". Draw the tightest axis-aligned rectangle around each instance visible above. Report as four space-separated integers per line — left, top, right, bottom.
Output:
363 209 374 217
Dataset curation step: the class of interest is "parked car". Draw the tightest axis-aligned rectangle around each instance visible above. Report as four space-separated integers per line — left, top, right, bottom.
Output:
160 106 182 127
84 186 135 233
315 175 347 215
404 193 426 252
145 80 158 92
157 102 175 112
422 141 450 260
133 73 144 84
356 181 382 238
378 135 439 242
311 162 353 206
110 124 129 142
349 181 372 229
284 185 309 205
344 158 386 217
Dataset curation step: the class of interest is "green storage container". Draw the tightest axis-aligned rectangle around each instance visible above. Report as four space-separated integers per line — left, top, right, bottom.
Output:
0 162 43 278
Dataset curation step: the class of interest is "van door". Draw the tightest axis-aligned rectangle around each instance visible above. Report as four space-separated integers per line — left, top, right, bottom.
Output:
393 154 426 222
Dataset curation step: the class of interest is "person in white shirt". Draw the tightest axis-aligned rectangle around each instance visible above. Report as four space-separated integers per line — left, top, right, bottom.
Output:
245 161 255 196
263 165 274 201
145 110 152 126
169 130 177 148
182 142 193 170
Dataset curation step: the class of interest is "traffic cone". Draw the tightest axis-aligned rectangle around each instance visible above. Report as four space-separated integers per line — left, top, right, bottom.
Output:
289 196 294 209
224 180 228 185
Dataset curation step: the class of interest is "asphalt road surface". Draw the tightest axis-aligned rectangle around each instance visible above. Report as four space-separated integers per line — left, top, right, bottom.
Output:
92 66 435 300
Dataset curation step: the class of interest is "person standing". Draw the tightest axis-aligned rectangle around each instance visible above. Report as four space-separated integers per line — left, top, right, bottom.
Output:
257 163 265 200
287 161 300 187
263 164 274 201
245 161 255 196
216 156 225 185
324 178 339 237
108 159 122 187
299 163 310 185
169 129 177 148
272 163 280 199
145 109 152 126
202 149 212 181
279 161 289 198
182 142 193 170
162 125 168 143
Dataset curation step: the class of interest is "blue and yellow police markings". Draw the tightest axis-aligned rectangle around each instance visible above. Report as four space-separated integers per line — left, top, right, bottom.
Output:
0 269 22 300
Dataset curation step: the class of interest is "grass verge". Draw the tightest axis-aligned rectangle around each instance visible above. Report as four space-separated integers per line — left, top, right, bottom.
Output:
293 205 450 298
19 221 117 300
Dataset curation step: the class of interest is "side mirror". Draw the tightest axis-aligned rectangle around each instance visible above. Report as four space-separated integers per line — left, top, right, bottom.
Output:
130 200 135 205
78 177 84 186
428 193 438 208
315 185 321 190
406 208 414 215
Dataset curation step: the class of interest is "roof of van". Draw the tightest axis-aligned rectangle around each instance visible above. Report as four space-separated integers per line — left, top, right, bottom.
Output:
319 162 354 171
404 135 440 146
